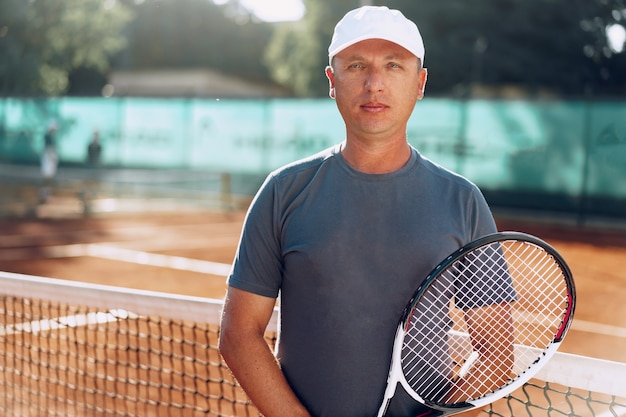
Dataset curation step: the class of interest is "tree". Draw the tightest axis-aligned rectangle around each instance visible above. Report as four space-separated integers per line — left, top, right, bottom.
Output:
265 0 362 96
265 0 363 97
389 0 626 97
116 0 275 83
0 0 133 96
264 0 626 97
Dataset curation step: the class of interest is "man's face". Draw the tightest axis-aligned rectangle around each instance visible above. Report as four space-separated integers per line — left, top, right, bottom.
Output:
326 39 427 142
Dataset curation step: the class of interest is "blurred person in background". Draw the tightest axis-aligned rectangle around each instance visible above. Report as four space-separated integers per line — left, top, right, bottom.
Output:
80 128 104 213
39 121 58 203
87 129 102 167
220 6 498 417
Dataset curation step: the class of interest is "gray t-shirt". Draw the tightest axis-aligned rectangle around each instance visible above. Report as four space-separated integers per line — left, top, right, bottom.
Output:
228 144 497 417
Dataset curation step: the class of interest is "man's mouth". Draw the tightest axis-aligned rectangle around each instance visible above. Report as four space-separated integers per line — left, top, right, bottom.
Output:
361 102 388 112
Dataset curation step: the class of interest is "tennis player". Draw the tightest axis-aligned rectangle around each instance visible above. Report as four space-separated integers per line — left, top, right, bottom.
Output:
219 6 501 417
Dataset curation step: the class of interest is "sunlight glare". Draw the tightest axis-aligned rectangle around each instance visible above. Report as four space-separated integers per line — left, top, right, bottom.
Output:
213 0 305 22
607 23 626 53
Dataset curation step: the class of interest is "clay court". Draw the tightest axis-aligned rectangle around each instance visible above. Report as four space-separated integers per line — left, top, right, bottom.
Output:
1 202 625 416
1 206 625 363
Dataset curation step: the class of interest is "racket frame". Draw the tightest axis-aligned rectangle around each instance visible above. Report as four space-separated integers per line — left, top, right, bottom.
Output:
376 232 576 417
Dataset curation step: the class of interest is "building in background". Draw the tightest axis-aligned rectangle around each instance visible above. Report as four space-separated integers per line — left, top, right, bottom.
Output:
108 69 291 98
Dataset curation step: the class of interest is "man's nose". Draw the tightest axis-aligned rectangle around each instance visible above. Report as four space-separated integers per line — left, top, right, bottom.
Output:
365 68 384 92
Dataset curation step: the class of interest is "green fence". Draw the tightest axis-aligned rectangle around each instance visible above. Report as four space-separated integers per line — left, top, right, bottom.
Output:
1 97 625 217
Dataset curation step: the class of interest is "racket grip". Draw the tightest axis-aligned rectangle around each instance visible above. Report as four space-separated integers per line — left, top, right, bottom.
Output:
459 351 480 379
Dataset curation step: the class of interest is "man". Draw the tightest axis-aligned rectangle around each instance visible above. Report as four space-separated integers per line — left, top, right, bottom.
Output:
40 121 59 203
87 129 103 167
219 6 502 417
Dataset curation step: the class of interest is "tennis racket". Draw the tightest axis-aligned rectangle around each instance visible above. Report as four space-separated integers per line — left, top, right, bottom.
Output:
376 232 575 417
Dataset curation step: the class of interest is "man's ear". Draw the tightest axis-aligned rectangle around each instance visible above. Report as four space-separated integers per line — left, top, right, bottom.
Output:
417 68 428 100
325 66 336 99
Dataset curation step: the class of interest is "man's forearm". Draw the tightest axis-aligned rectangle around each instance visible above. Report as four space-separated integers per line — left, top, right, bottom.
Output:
220 330 311 417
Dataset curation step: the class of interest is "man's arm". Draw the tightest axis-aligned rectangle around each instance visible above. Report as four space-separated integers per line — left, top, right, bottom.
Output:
446 302 515 403
219 286 311 417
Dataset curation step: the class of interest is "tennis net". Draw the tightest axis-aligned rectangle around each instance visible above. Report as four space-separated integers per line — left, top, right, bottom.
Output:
1 271 625 417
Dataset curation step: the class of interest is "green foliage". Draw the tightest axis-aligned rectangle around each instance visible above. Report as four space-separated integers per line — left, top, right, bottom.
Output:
0 0 133 96
264 0 626 97
265 0 363 97
2 0 624 98
387 0 626 96
117 0 274 82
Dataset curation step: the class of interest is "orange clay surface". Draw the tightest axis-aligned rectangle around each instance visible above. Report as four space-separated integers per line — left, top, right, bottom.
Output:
1 210 625 365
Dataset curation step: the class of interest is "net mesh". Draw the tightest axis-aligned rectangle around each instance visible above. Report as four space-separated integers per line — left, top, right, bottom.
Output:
1 271 624 417
0 295 262 417
484 380 626 417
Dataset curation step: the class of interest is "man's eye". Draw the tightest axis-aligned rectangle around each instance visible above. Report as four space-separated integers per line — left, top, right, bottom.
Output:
349 63 364 69
388 62 401 69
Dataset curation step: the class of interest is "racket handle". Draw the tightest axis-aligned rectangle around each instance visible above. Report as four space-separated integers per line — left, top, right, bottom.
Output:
459 351 480 379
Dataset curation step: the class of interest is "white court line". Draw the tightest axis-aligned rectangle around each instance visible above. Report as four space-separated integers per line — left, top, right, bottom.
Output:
85 244 233 276
514 312 626 339
0 242 232 276
4 243 626 340
0 309 136 336
571 319 626 339
596 406 626 417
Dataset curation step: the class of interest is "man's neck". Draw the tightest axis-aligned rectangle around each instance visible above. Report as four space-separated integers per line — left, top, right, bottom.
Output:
340 138 412 174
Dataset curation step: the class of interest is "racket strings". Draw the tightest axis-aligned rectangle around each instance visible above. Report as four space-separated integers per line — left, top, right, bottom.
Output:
400 240 571 406
503 243 569 368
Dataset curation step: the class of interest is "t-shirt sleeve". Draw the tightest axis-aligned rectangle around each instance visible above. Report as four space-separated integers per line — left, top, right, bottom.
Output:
468 184 498 241
454 242 518 309
456 185 517 309
227 174 283 299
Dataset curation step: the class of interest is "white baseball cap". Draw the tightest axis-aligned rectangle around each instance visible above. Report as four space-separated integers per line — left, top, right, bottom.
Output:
328 6 425 65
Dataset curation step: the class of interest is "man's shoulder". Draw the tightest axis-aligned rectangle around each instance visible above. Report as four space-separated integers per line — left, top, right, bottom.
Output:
417 152 478 191
270 145 340 181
